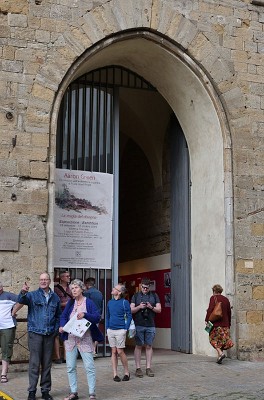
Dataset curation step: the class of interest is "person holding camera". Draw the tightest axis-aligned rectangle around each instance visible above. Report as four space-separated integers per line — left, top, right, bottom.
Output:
130 278 161 378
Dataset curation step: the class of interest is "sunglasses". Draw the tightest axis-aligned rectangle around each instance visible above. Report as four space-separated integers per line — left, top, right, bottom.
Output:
141 286 150 289
114 286 121 292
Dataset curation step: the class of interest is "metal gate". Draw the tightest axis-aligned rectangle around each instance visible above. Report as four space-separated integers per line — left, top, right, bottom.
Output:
170 117 192 353
56 66 155 355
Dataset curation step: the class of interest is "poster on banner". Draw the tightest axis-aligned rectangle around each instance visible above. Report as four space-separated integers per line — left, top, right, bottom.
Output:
53 169 113 269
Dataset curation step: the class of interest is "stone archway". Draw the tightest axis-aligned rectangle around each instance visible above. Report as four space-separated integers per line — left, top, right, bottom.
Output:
50 30 234 356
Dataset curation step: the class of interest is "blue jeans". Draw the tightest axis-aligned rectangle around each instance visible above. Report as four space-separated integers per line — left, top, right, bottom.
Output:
135 326 156 346
66 347 96 395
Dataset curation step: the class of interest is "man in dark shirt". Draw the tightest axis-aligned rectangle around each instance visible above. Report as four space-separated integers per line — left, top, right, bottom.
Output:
130 278 161 378
54 270 72 363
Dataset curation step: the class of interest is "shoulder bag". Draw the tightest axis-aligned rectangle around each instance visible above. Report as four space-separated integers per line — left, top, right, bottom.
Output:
208 295 223 322
123 300 136 338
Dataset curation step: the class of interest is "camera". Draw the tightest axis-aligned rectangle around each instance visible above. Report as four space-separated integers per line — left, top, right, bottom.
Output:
141 307 149 319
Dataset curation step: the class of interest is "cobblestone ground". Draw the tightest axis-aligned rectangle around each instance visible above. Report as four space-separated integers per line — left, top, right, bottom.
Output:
1 350 264 400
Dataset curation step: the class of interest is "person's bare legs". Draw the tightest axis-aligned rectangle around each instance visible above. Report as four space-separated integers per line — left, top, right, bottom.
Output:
145 345 153 369
111 347 118 377
1 360 9 376
117 348 129 375
134 345 142 369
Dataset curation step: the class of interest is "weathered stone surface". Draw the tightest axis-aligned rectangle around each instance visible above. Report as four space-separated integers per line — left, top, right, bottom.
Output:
0 0 263 363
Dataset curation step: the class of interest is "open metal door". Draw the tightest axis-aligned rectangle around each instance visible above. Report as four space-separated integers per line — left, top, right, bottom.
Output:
170 116 192 353
56 66 156 355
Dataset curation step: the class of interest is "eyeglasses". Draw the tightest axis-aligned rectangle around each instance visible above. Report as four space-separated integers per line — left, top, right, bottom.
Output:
40 279 50 282
141 286 150 290
114 286 121 292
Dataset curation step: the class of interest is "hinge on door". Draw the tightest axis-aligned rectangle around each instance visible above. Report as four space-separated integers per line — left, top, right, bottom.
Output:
189 254 192 260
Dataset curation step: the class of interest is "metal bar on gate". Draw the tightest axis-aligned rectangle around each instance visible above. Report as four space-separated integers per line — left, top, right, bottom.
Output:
89 76 94 171
67 89 72 169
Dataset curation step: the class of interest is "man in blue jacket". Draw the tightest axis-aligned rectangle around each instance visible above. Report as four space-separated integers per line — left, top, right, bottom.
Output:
18 273 61 400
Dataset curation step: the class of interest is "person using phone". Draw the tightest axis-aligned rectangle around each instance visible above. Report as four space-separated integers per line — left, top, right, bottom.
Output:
130 278 161 378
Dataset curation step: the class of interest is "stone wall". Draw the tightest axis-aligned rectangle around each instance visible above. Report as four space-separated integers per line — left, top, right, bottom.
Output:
0 0 263 360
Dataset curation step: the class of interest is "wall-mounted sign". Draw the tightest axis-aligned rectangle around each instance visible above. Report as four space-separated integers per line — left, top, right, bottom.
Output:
54 169 113 269
0 228 19 251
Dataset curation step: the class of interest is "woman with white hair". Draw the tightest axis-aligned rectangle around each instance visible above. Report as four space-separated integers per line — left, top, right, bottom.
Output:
59 279 103 400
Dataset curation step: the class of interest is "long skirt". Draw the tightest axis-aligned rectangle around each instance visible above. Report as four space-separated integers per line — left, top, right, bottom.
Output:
209 326 234 350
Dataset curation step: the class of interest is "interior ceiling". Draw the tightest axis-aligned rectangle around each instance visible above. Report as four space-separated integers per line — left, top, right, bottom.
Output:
72 36 216 154
69 36 222 187
119 89 172 187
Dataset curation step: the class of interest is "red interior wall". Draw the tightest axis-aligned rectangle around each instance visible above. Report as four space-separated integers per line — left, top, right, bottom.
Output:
120 269 171 328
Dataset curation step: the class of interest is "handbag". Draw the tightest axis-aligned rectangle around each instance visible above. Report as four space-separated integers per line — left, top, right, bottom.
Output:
127 319 136 339
204 321 213 334
209 296 223 322
123 300 136 338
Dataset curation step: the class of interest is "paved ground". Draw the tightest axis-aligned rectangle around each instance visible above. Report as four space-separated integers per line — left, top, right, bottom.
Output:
1 349 264 400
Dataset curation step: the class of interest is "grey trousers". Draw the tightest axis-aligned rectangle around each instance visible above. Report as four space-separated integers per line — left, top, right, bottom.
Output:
28 331 56 393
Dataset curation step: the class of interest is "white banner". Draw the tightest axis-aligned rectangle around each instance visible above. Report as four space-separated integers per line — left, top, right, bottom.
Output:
53 169 113 269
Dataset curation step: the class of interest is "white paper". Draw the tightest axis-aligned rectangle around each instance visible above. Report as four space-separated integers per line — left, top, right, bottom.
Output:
63 314 91 338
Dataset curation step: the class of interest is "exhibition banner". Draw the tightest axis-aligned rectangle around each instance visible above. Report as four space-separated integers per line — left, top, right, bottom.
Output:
54 169 113 269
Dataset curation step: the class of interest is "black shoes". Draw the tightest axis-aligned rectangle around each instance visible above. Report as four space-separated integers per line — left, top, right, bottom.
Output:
53 359 62 364
217 353 226 364
28 392 36 400
42 392 54 400
122 374 130 381
113 375 121 382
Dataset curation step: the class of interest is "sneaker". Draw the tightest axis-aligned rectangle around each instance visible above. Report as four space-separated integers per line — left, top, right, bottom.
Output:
135 368 143 378
146 368 155 377
42 392 54 400
28 392 36 400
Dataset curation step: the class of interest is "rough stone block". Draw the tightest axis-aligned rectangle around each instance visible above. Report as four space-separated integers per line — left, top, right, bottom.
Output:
253 286 264 300
8 14 28 28
246 310 263 324
30 161 49 179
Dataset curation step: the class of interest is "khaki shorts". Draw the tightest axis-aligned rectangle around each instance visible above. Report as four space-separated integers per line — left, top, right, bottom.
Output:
107 329 127 349
0 327 16 362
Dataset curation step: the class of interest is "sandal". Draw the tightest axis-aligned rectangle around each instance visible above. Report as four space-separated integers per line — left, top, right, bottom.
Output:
63 393 79 400
216 353 226 364
1 374 8 383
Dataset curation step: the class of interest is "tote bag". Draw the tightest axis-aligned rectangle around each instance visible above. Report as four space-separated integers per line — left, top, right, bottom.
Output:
209 296 223 322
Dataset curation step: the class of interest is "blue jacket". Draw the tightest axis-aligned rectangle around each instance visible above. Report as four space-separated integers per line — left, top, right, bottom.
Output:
106 298 132 330
18 288 61 335
60 297 104 343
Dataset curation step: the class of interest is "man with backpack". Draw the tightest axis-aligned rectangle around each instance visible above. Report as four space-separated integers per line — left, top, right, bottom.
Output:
54 270 72 363
130 278 161 378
